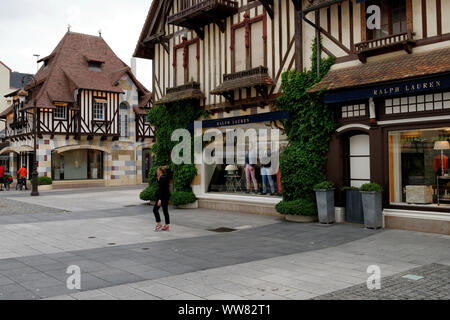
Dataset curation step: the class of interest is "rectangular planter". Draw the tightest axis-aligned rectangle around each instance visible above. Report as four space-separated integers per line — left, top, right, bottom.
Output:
315 189 335 224
360 191 383 229
345 189 364 224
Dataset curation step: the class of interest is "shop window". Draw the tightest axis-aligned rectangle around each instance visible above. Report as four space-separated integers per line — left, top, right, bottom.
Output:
388 128 450 207
204 121 288 197
365 0 407 40
385 92 450 115
51 149 103 181
341 104 366 119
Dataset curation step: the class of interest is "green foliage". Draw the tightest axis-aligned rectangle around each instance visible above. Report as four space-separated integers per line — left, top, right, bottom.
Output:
140 185 158 201
275 199 317 216
342 186 360 191
141 100 206 201
170 191 197 206
276 37 335 205
172 164 197 192
314 181 335 190
360 183 383 192
38 176 52 185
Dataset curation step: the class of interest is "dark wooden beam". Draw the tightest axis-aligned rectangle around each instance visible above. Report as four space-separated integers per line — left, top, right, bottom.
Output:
259 0 274 19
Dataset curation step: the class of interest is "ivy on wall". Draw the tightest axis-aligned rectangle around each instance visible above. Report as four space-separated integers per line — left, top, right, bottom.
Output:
275 38 335 213
140 100 206 204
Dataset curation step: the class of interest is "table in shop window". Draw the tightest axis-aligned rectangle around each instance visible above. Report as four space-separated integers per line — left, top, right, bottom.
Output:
437 176 450 206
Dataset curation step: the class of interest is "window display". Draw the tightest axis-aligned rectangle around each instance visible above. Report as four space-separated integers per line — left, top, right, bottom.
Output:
205 121 288 197
389 127 450 206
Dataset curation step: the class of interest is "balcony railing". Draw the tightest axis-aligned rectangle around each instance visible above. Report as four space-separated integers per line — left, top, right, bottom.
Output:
168 0 238 30
354 32 416 62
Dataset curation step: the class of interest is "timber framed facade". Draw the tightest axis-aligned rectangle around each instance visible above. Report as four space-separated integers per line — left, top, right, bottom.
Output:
1 32 155 187
135 0 450 233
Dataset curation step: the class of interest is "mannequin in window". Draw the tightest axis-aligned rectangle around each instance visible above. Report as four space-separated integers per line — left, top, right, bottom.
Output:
245 144 258 194
260 146 275 196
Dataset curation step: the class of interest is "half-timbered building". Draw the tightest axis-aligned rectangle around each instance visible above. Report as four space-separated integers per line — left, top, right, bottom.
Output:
135 0 450 233
0 32 154 188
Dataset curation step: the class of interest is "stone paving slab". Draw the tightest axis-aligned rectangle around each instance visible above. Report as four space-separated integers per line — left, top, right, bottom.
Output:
313 264 450 300
40 227 450 300
0 198 65 216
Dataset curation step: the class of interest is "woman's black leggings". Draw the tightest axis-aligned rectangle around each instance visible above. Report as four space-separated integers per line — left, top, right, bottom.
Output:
153 200 170 224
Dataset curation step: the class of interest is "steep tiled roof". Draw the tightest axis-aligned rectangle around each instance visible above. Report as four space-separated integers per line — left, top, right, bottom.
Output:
25 32 151 109
310 46 450 93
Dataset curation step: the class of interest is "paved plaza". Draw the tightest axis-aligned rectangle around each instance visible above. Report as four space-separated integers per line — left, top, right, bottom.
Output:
0 186 448 300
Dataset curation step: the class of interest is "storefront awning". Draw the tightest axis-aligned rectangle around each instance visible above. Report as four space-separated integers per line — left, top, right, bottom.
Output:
310 47 450 104
0 145 33 154
188 110 289 130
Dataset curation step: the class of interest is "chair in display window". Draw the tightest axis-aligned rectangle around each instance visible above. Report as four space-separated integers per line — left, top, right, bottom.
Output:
225 165 242 193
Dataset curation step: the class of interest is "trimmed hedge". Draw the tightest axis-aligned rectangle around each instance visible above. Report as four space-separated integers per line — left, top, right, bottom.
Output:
38 176 52 186
360 183 383 192
140 185 158 202
275 199 317 216
170 191 197 206
314 181 335 190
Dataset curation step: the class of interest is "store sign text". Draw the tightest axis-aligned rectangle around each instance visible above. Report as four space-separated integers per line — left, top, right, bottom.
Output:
373 80 441 97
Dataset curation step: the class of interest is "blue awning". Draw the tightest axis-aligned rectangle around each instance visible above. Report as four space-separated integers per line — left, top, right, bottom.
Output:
324 74 450 104
188 111 289 130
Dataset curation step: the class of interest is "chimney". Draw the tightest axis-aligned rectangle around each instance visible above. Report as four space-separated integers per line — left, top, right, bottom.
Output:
131 58 137 77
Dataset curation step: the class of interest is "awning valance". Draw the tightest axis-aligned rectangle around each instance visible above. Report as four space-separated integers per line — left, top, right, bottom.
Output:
310 47 450 104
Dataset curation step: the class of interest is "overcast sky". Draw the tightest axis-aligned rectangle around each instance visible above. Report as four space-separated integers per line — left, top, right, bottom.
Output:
0 0 153 90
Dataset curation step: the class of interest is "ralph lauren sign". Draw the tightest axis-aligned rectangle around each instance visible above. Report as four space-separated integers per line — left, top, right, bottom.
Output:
324 75 450 104
373 80 442 96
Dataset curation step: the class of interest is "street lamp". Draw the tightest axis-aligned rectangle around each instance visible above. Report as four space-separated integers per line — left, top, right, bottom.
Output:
21 75 39 196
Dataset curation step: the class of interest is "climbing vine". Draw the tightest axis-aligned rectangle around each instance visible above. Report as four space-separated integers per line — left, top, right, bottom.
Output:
140 100 207 203
276 38 336 213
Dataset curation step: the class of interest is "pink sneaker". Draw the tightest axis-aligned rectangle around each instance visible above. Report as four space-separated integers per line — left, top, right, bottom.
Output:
162 225 170 231
154 225 163 232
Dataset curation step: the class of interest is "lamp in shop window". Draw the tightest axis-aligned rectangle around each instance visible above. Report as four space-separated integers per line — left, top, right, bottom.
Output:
225 164 238 175
434 140 450 176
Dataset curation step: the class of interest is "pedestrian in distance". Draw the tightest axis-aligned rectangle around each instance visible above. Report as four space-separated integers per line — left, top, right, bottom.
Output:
153 167 171 232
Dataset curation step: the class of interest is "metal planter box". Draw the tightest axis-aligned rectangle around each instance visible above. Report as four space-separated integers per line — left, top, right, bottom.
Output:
345 189 364 224
315 189 335 224
360 191 383 229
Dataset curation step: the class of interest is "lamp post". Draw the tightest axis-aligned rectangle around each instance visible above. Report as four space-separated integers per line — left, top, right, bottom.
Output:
21 75 39 196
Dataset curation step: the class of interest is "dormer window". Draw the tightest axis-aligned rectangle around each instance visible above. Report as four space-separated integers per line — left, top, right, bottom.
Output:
43 60 49 70
88 61 103 72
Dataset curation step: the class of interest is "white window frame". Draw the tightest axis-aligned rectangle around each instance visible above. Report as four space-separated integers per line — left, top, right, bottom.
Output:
54 105 67 120
93 100 106 121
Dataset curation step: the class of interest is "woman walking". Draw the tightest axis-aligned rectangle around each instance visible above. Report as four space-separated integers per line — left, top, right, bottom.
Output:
153 167 171 232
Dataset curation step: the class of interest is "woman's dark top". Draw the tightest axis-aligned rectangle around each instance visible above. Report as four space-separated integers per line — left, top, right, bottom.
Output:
156 175 171 202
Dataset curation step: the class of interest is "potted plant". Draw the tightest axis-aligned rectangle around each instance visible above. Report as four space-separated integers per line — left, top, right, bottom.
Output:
359 183 383 229
342 186 364 224
275 199 318 223
314 181 335 224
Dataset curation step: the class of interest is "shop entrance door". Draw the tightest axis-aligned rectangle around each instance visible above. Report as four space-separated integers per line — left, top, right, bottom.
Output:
142 149 153 183
349 134 371 188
